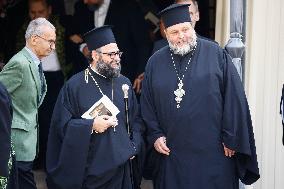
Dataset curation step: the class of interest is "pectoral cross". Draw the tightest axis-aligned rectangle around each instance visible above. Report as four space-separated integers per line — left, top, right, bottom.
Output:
174 80 185 108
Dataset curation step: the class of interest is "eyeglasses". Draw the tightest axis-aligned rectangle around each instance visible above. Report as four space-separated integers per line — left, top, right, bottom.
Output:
97 51 123 59
36 35 56 47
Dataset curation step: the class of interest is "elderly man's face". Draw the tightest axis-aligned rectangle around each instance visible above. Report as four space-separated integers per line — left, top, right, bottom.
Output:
93 43 122 78
165 22 194 48
29 1 51 20
32 25 56 59
165 22 197 55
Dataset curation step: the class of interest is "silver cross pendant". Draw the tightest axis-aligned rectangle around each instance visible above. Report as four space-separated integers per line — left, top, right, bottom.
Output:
174 80 185 108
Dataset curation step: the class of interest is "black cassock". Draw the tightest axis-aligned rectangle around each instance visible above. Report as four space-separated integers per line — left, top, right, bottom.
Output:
141 38 259 189
0 82 18 189
0 82 11 180
46 69 143 189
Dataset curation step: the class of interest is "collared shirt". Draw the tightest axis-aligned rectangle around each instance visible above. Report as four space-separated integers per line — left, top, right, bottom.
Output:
41 51 61 72
24 46 40 67
25 47 61 72
25 46 45 101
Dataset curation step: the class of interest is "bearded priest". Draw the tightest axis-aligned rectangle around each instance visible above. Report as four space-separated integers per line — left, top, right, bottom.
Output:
46 25 144 189
140 3 259 189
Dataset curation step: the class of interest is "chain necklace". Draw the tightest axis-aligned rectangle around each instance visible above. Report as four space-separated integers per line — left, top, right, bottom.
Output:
170 44 197 108
85 67 115 131
85 67 114 101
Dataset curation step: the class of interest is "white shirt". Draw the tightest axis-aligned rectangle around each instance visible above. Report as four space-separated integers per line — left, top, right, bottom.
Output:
25 47 61 72
24 46 40 67
41 51 61 72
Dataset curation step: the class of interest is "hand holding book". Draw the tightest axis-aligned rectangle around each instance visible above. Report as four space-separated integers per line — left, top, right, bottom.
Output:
82 95 120 133
92 115 118 133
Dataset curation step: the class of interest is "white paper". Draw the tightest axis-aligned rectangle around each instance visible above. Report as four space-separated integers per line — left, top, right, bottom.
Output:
81 95 120 119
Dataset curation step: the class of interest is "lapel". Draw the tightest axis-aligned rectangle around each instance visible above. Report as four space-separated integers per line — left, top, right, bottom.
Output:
20 48 41 103
39 73 47 106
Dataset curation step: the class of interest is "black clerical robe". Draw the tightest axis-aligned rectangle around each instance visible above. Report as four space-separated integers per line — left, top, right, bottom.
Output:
0 82 11 182
46 69 143 189
0 82 18 189
141 38 259 189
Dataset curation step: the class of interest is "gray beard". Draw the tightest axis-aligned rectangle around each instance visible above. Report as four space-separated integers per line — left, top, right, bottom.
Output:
168 33 197 56
96 59 121 78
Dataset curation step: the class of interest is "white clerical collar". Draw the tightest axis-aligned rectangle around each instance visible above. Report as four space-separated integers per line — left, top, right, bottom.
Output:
24 46 41 67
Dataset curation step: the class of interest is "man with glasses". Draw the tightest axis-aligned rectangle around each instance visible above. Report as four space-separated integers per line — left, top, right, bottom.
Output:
0 17 56 189
46 25 144 189
70 0 152 94
14 0 69 171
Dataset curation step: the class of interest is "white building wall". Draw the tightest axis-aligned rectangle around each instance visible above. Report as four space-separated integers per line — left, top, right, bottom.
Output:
245 0 284 189
215 0 284 188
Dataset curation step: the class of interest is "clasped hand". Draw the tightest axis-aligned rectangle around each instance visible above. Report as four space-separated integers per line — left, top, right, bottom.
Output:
92 115 118 133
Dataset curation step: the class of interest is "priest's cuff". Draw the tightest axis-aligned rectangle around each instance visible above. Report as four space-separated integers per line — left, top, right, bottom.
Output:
222 134 237 150
85 119 94 135
149 133 165 146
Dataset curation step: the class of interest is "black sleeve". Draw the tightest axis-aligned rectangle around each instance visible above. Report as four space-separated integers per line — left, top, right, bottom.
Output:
46 85 94 189
220 50 260 184
128 82 146 188
140 60 165 146
129 86 145 153
0 83 12 178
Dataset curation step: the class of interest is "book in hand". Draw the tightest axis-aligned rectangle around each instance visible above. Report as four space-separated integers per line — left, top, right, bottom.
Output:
81 95 120 119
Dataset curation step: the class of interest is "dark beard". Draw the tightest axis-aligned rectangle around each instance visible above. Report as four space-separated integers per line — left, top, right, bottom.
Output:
96 59 121 78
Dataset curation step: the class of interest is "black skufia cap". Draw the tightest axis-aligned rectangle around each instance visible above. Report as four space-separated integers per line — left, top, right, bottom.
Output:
83 25 116 51
159 3 191 28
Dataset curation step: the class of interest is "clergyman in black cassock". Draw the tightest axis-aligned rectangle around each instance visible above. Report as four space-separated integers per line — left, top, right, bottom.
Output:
140 4 259 189
46 26 143 189
0 82 18 189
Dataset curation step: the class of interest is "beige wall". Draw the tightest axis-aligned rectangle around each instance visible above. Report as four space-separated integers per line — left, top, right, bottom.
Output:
245 0 284 188
215 0 284 188
215 0 230 46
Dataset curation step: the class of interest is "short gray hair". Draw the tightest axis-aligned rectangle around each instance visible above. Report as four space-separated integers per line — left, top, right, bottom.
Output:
25 17 55 40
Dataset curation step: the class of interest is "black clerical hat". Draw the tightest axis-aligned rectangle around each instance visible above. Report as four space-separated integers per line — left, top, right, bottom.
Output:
83 25 116 51
159 4 191 28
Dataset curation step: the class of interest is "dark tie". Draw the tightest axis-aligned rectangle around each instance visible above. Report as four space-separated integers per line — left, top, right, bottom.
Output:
38 62 45 101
